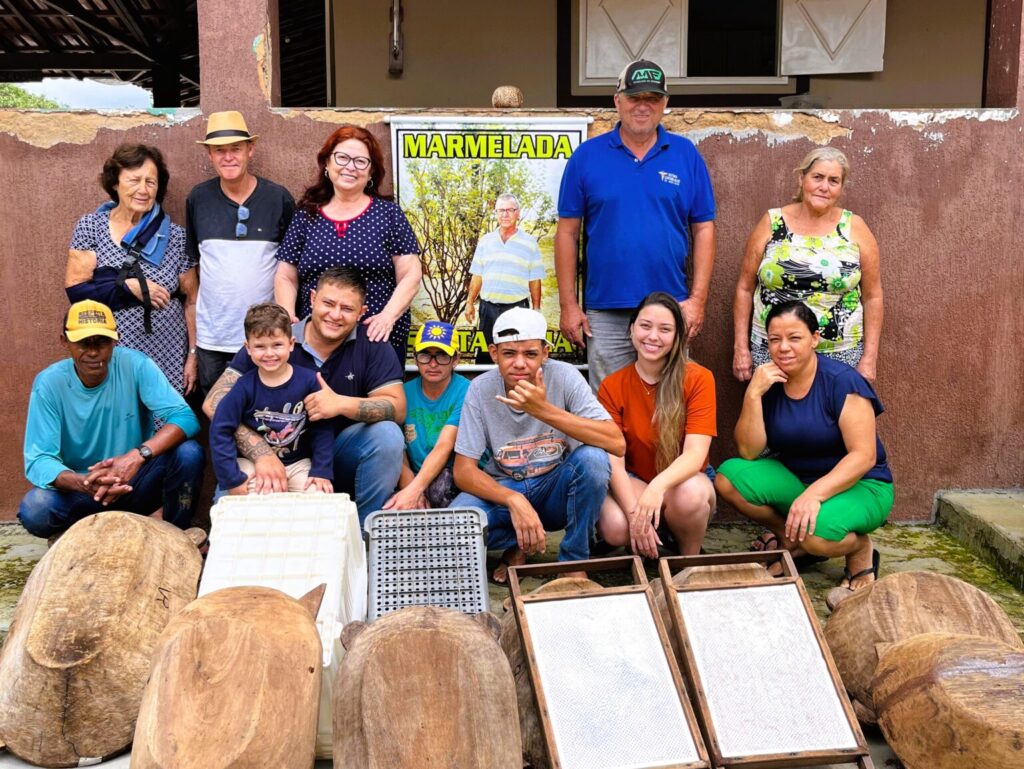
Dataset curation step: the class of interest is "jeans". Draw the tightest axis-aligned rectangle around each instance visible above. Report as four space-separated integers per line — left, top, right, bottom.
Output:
332 421 405 524
196 347 237 396
17 440 204 539
451 445 610 562
477 298 530 364
585 309 636 392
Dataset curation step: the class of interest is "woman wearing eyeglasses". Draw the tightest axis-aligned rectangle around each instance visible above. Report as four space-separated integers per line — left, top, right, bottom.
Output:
274 125 422 364
64 143 199 394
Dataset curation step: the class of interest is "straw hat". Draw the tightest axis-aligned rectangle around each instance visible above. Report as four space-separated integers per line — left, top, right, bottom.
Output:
197 111 258 145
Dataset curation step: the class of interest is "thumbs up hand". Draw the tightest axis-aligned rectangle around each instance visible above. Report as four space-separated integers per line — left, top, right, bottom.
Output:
304 372 343 421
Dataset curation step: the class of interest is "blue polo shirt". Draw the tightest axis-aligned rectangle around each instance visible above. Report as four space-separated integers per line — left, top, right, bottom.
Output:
558 123 715 309
227 320 403 435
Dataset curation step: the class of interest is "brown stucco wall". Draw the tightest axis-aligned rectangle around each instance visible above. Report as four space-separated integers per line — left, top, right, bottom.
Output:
0 0 1021 523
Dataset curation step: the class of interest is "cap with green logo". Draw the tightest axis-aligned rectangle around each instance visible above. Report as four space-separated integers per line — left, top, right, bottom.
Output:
616 59 668 96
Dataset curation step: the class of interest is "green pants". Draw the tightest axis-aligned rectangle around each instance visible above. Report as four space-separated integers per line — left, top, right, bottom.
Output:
718 457 893 541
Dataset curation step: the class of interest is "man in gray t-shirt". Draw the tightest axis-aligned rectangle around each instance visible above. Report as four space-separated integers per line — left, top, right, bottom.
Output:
452 308 625 582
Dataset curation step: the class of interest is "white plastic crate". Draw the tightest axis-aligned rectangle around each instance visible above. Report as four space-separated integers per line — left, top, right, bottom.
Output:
199 492 367 759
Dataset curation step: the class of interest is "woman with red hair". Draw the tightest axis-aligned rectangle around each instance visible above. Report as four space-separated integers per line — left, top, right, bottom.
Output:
274 125 422 363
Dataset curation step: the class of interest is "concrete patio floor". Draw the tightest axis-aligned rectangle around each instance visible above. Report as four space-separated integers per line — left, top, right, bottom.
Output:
1 519 1021 768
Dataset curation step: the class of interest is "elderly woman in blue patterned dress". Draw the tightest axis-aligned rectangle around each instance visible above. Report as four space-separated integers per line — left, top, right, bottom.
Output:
65 144 198 394
273 125 422 364
732 147 883 384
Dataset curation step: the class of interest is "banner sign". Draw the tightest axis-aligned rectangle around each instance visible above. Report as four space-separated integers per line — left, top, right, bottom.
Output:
391 115 589 365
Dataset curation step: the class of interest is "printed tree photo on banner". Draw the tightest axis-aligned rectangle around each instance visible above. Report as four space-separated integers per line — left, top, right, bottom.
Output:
391 117 589 366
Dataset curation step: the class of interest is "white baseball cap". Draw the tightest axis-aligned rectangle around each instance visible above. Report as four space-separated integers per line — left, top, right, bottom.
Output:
492 308 548 345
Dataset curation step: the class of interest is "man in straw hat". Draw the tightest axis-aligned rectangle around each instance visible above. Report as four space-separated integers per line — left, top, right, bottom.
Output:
186 110 295 395
18 301 203 540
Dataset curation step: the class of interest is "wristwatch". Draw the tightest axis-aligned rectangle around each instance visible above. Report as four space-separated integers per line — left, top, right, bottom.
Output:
136 444 154 463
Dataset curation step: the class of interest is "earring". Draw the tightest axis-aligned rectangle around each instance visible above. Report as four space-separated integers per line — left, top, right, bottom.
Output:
324 169 329 178
365 178 375 190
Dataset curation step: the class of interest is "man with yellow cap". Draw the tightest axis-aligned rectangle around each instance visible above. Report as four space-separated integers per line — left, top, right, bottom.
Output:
186 110 295 395
383 320 469 509
18 301 202 540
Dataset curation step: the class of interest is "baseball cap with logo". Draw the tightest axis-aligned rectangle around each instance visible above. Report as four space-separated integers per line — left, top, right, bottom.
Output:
616 59 668 96
414 320 457 355
65 300 119 342
492 308 549 346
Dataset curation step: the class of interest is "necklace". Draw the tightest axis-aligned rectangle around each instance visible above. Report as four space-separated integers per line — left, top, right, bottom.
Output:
634 363 660 396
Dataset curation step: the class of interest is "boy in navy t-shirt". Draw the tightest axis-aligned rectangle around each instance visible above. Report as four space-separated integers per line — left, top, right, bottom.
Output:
210 303 334 494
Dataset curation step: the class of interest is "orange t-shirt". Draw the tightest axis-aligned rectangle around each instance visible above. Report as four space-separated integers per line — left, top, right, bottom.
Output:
597 361 717 483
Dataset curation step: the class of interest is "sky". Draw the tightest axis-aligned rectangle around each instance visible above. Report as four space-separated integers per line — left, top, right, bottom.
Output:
18 78 151 109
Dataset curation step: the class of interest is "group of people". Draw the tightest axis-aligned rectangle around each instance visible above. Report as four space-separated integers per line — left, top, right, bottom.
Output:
20 59 892 606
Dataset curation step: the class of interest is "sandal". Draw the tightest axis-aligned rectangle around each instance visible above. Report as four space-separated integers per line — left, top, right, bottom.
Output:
750 532 779 552
826 549 880 611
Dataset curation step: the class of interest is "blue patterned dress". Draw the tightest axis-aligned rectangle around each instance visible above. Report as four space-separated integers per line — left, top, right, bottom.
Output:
71 208 195 393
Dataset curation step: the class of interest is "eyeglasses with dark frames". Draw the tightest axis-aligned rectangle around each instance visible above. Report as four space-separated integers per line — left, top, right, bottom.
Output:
414 351 453 365
332 152 371 171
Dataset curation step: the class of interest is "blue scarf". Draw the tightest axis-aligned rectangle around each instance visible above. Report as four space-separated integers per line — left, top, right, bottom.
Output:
97 200 170 266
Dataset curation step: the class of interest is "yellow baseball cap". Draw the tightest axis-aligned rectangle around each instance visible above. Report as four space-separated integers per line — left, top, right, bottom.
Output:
414 320 457 355
65 300 119 342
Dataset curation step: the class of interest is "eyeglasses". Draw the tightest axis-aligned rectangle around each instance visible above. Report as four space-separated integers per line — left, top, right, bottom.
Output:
495 207 518 216
415 351 453 365
235 205 249 238
332 152 371 171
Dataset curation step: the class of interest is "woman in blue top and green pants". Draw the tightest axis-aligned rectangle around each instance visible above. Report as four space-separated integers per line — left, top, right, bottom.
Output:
715 301 893 610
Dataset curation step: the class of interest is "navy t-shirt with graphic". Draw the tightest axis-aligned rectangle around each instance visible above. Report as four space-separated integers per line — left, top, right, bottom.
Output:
226 320 404 436
763 354 892 484
210 365 334 489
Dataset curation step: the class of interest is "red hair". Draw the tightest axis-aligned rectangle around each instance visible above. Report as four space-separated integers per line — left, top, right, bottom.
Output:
297 125 388 214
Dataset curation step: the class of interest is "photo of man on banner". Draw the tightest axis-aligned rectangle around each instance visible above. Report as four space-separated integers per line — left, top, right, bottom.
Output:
390 116 589 367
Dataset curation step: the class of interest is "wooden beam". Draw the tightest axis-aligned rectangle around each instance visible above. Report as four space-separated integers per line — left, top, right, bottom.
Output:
3 0 61 51
105 0 159 55
0 52 150 71
35 0 155 60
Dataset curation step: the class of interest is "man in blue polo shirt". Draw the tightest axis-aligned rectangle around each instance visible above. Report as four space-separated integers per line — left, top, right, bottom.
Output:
555 59 717 390
19 301 203 539
202 266 405 522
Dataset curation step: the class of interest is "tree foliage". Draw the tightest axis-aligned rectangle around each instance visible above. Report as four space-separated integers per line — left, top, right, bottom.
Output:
403 156 555 324
0 84 63 109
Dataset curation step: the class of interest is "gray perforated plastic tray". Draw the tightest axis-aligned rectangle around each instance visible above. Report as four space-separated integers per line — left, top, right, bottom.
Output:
363 507 489 621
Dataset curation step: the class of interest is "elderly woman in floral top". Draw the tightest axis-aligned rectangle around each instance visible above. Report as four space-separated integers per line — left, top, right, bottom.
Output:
731 147 882 384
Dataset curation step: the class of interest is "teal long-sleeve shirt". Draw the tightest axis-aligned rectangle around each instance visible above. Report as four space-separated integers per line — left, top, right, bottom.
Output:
23 347 199 489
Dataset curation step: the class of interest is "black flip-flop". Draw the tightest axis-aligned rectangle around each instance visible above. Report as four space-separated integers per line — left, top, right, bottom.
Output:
750 532 779 552
826 549 880 611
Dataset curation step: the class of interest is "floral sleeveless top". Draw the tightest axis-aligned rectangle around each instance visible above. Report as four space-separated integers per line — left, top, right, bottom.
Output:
752 208 862 353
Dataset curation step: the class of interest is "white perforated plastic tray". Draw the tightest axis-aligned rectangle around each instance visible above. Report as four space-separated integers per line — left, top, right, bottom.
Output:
200 492 367 759
524 593 701 769
677 583 858 759
364 507 487 621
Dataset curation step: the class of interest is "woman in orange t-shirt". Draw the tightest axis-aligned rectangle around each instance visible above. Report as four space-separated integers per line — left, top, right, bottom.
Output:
597 292 717 557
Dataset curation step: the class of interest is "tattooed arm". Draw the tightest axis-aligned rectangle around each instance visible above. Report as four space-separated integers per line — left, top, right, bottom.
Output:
304 381 406 425
203 366 288 491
